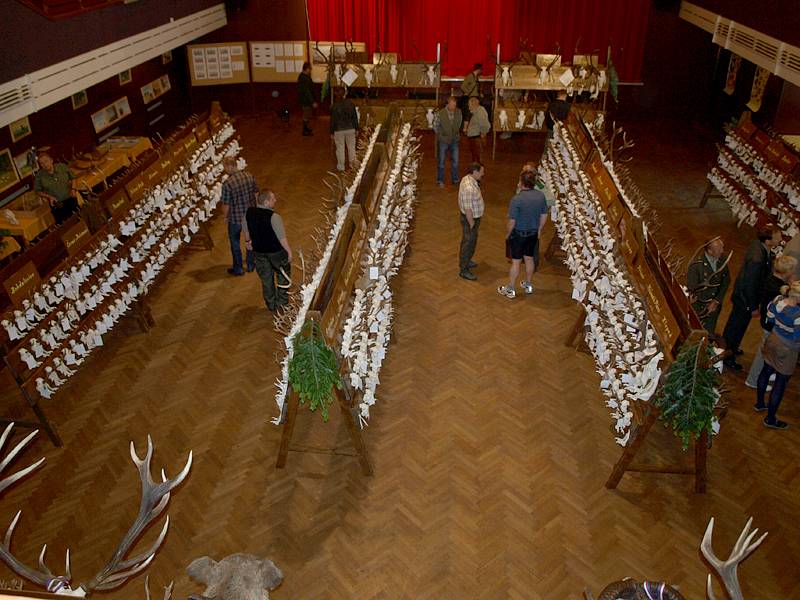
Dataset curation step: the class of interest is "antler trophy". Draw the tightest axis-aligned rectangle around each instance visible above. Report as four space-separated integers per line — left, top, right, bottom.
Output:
0 426 192 597
586 516 767 599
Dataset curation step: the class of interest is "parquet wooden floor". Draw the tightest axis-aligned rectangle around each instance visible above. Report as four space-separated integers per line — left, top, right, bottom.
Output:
0 113 798 599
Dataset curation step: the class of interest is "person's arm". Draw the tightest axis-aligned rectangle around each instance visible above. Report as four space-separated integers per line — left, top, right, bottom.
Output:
465 206 474 229
220 181 232 222
741 248 765 312
243 211 252 251
435 110 444 138
280 236 292 262
272 214 292 262
714 266 730 303
539 211 548 231
35 179 56 205
480 108 490 136
506 218 515 238
686 262 702 292
460 75 470 95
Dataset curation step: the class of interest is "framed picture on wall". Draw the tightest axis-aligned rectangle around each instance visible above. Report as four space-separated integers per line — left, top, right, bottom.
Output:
71 90 88 109
162 50 172 64
118 69 132 85
13 151 33 179
9 116 31 143
0 149 20 194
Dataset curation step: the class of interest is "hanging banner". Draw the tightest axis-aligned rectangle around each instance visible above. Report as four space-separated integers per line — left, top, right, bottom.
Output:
723 54 741 95
746 66 770 112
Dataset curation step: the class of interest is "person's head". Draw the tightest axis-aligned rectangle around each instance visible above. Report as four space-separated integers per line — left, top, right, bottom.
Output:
519 170 537 190
556 90 567 100
467 162 484 181
256 190 277 209
302 61 311 74
38 152 53 171
757 224 780 247
468 96 480 110
521 162 536 173
334 86 347 101
446 95 457 111
472 63 483 76
780 280 800 305
222 156 238 175
774 255 798 282
705 237 724 259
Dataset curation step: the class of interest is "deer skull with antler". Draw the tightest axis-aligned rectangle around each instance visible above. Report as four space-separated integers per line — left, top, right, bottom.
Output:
0 424 192 597
586 517 767 600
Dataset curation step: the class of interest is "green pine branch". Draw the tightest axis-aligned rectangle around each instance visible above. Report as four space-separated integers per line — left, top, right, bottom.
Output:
654 342 720 450
288 321 342 422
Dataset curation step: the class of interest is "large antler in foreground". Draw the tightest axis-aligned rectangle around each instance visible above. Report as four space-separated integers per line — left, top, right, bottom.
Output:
0 424 45 496
0 435 192 596
701 517 767 600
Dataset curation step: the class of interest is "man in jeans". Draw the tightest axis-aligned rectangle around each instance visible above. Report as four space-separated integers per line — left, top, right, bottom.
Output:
245 191 293 311
436 96 462 188
498 170 548 298
330 87 359 172
221 156 257 276
457 162 485 281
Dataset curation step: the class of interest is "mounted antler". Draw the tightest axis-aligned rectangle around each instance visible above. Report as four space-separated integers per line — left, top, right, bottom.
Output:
608 122 635 163
0 435 192 597
144 575 173 600
701 517 767 600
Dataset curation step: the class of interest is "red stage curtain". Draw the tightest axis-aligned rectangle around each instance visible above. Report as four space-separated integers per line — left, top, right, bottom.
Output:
306 0 650 82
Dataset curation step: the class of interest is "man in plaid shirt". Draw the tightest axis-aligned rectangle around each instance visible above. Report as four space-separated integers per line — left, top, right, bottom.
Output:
221 157 258 275
458 162 485 280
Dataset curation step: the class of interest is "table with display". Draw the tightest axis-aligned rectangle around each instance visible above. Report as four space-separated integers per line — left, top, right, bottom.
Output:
491 51 609 159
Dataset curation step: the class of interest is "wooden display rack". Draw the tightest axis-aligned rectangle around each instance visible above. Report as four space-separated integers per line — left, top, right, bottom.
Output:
276 109 403 476
700 113 800 243
0 112 224 448
559 112 713 493
491 45 609 159
314 43 441 131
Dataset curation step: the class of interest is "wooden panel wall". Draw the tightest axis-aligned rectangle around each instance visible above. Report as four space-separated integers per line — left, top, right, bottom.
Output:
189 0 309 115
0 53 193 204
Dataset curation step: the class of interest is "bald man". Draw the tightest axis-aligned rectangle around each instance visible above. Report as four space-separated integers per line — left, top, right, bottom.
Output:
687 237 730 334
244 190 292 311
221 156 258 275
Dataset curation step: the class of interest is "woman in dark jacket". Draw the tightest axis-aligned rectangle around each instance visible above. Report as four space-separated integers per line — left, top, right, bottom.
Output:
746 255 797 387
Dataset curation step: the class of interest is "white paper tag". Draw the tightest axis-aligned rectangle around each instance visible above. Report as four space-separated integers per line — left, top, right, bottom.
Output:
369 266 379 280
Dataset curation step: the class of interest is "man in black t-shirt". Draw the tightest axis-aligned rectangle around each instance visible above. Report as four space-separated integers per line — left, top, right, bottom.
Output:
244 191 293 311
545 90 570 133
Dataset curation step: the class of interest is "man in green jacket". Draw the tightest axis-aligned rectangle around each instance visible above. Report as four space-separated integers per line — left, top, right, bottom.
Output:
34 151 79 224
436 96 462 188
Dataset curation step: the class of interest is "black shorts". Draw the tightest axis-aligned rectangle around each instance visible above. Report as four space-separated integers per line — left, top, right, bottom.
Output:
508 230 538 260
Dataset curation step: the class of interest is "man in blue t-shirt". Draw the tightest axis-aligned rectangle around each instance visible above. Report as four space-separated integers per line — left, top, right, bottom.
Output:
498 170 548 299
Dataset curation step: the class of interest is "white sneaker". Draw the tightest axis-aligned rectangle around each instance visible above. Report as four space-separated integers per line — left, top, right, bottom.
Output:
521 281 534 294
497 285 516 299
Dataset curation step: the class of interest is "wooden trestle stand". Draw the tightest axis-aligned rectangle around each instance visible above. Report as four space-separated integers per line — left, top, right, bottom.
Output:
275 108 403 476
275 313 372 476
558 112 713 493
